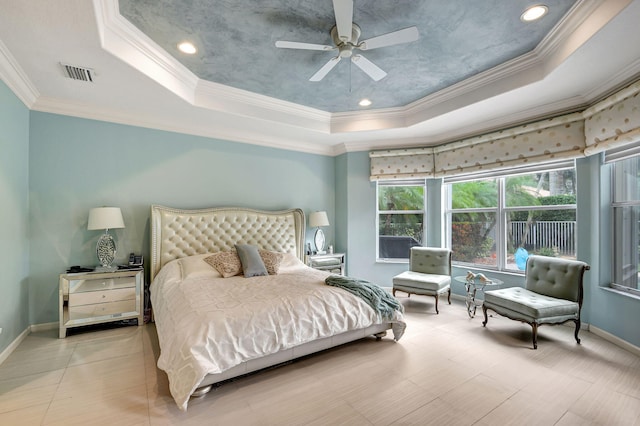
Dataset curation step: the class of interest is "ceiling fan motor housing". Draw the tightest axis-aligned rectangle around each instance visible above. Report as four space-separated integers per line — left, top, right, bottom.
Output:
331 23 361 47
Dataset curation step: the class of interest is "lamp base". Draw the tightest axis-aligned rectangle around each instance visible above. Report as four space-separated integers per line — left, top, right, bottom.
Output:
96 232 117 270
94 265 119 272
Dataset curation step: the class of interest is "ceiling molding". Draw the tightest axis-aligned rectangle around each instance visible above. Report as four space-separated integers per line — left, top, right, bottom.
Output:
341 95 590 154
0 39 39 107
195 80 331 133
30 95 336 156
94 0 606 139
94 0 199 103
536 0 634 73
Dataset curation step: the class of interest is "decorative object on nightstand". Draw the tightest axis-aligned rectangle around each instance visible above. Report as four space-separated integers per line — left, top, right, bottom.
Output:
59 268 144 338
307 252 346 275
88 207 125 271
309 211 330 254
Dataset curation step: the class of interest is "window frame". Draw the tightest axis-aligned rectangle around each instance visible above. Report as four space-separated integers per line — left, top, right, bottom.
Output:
444 162 577 273
609 154 640 297
376 179 426 262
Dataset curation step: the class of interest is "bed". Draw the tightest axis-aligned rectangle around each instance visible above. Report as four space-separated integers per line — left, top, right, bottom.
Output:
149 205 406 410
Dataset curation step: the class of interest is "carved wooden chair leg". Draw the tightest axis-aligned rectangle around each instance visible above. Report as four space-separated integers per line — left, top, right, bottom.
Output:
434 294 439 314
531 323 538 349
447 288 451 305
392 288 396 297
574 319 581 344
482 304 489 326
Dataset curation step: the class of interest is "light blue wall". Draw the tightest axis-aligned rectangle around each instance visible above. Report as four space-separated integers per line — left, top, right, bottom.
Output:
0 81 30 350
1 83 638 352
343 150 640 347
28 112 335 325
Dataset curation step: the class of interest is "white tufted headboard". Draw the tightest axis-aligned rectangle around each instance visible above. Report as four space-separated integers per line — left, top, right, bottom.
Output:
150 205 306 281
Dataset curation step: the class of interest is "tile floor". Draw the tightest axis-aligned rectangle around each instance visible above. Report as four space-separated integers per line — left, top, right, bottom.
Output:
0 296 639 425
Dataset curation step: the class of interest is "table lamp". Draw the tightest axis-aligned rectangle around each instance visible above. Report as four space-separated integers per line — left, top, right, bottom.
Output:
88 207 125 271
309 211 329 254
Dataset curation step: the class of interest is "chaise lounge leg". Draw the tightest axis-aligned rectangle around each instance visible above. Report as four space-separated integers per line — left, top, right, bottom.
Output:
574 319 581 344
482 304 488 326
447 288 451 305
434 294 439 314
531 323 538 349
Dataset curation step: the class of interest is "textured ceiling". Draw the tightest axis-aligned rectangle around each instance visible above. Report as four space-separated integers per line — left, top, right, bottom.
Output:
119 0 578 113
2 0 639 155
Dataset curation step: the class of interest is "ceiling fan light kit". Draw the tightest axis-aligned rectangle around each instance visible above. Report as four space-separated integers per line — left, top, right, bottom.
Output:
275 0 419 82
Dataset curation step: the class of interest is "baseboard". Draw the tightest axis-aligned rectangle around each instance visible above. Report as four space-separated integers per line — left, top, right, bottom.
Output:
0 327 30 365
30 321 57 332
589 325 640 357
0 322 58 366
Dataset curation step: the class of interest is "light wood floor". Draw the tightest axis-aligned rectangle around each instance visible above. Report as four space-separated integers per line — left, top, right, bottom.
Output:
1 296 639 425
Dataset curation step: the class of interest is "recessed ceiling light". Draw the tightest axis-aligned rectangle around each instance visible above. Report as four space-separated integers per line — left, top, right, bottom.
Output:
359 98 372 107
521 5 548 22
178 41 197 54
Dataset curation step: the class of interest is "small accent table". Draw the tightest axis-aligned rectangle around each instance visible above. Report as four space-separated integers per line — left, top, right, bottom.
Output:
454 273 503 318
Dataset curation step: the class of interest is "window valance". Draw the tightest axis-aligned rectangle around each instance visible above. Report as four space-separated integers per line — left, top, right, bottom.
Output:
583 79 640 156
369 112 585 181
370 78 640 181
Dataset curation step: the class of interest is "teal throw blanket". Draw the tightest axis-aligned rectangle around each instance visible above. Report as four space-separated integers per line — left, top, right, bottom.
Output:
325 275 404 321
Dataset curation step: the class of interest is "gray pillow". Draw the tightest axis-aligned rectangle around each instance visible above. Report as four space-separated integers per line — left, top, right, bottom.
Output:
235 244 268 277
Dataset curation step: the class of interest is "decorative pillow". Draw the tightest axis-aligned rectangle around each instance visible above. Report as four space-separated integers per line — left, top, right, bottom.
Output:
259 250 284 275
203 251 242 278
235 244 268 277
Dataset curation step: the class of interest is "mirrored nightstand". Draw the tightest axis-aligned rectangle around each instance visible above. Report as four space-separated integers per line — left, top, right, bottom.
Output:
306 252 346 275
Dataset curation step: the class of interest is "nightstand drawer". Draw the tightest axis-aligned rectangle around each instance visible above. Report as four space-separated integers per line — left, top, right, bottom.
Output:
69 276 136 293
69 287 136 307
68 300 137 320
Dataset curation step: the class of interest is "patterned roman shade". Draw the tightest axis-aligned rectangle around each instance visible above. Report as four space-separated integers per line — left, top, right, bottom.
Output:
432 113 584 177
583 80 640 156
369 113 585 181
370 79 640 181
370 147 434 181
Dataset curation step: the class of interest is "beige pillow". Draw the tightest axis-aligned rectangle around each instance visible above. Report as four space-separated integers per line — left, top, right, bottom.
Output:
259 250 284 275
203 251 242 278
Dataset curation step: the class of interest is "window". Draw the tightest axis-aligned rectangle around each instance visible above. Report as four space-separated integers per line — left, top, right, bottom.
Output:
611 155 640 296
445 163 577 272
377 180 425 260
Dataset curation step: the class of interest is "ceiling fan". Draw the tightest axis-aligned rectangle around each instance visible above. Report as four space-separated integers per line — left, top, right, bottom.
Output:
275 0 419 82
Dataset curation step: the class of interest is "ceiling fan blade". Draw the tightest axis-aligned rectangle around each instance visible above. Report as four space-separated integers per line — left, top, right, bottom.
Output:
358 26 419 50
309 56 341 82
333 0 354 43
275 41 334 51
351 54 387 81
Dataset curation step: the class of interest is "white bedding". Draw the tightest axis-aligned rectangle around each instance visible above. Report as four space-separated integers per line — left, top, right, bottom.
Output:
150 253 405 410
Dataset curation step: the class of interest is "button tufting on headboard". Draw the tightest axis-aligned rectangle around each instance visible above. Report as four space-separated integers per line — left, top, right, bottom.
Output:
150 205 305 281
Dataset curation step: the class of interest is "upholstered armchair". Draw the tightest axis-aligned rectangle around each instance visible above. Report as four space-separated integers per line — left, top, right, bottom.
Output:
392 247 452 314
482 255 590 349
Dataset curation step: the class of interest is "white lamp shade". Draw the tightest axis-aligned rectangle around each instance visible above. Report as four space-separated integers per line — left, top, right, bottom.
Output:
309 211 330 228
87 207 125 230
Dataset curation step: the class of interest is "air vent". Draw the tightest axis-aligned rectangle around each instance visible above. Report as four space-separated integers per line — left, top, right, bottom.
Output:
61 63 94 82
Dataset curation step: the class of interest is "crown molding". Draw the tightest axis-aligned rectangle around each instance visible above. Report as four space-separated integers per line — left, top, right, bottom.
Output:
94 0 199 103
91 0 625 142
195 80 331 133
31 95 335 156
0 39 39 107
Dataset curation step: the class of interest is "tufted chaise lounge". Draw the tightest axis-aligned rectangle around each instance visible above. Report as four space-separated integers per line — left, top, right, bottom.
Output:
482 255 590 349
392 247 452 314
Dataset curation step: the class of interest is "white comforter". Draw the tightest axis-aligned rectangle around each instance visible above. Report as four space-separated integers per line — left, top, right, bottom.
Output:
151 253 406 410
